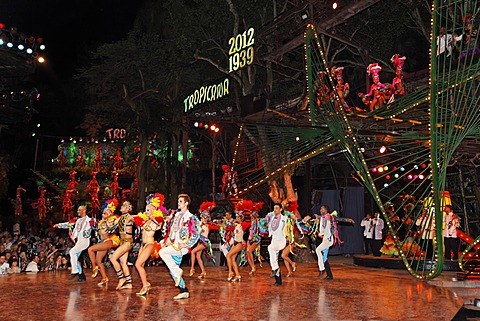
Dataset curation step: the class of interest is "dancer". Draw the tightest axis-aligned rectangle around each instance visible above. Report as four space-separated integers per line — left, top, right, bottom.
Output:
190 201 216 279
159 194 201 300
264 203 289 286
246 202 264 276
134 193 166 296
88 199 120 287
313 205 337 280
215 211 235 267
226 212 247 282
54 205 93 282
110 201 135 290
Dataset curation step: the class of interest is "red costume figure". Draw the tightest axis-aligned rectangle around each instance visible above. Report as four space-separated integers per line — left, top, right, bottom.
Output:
131 175 138 198
359 63 390 112
32 186 47 220
314 71 332 106
90 194 101 216
62 190 74 220
67 170 79 193
390 54 407 101
94 146 102 172
87 171 100 196
10 185 26 216
113 147 123 171
221 165 238 199
150 146 159 168
76 146 86 167
330 66 350 111
121 189 132 202
57 146 67 167
110 174 120 200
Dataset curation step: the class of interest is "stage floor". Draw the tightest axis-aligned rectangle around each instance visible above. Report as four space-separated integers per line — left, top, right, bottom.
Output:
0 256 463 321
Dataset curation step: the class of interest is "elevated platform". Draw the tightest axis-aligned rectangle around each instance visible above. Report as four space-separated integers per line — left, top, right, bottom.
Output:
353 254 462 271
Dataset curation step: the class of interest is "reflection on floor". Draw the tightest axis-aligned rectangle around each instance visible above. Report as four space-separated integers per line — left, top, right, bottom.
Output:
0 256 463 321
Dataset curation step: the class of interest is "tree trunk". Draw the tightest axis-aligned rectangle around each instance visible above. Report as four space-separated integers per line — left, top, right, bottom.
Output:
136 133 149 211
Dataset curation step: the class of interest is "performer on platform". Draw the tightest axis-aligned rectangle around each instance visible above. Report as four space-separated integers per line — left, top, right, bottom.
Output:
110 201 135 290
443 205 459 261
190 201 216 279
54 205 93 282
134 193 166 296
88 199 119 287
159 194 200 300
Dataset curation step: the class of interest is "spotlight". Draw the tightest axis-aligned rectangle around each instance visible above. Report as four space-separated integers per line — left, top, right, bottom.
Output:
378 167 384 173
17 44 24 50
39 44 45 50
372 168 377 173
296 137 300 142
37 56 45 63
26 48 32 54
332 1 338 10
7 42 13 48
214 128 219 133
379 146 386 154
194 122 199 127
0 39 4 46
407 175 413 180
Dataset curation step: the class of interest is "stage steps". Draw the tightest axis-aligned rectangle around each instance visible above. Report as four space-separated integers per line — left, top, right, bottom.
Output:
457 258 480 280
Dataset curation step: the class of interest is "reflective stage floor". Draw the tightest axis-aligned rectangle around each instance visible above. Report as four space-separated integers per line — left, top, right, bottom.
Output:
0 256 464 321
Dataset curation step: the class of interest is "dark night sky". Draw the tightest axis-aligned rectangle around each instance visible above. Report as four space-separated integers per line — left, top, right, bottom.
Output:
1 0 144 77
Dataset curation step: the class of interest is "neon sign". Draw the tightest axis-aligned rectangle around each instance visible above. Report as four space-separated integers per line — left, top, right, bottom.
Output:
228 27 255 73
184 78 230 112
105 128 127 139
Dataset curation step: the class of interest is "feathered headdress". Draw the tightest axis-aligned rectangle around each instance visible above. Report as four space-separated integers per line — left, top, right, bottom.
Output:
284 200 298 213
199 201 216 212
146 193 165 209
102 199 118 213
367 63 382 78
251 202 264 218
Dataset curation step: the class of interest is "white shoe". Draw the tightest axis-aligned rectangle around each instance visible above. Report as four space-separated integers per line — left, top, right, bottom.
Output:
173 292 190 300
174 270 183 287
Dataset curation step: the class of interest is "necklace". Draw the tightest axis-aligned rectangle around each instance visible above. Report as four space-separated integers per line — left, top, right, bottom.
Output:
271 214 281 231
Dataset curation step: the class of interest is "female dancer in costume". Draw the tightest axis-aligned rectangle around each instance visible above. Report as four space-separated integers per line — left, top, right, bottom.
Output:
226 212 246 282
134 193 166 295
246 202 264 275
190 201 216 279
110 201 135 290
89 199 120 286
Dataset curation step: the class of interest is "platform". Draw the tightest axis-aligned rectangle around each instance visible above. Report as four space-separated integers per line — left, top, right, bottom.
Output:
0 255 465 321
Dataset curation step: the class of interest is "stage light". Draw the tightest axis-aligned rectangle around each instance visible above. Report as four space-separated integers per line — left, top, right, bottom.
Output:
26 48 32 54
198 122 203 128
332 2 338 10
0 23 4 29
414 165 419 169
394 174 399 179
419 174 424 179
296 136 300 142
39 44 45 50
407 175 413 180
37 56 45 63
194 122 199 127
379 146 386 154
214 128 219 133
400 167 405 171
17 44 24 50
383 166 388 171
384 183 389 188
421 164 427 169
371 168 377 173
378 167 384 173
386 175 391 180
210 125 216 131
204 124 209 129
7 42 13 48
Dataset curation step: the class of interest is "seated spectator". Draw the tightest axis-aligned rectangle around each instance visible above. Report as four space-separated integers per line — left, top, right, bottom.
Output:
8 260 21 274
25 255 40 273
0 254 9 275
56 255 69 271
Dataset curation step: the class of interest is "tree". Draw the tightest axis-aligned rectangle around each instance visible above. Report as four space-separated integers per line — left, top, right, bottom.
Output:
77 31 180 209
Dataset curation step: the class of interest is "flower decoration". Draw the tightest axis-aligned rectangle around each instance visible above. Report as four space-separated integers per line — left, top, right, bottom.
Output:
102 199 118 213
146 193 165 209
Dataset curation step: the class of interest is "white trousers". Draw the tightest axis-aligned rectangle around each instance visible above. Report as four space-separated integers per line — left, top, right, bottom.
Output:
159 246 188 282
69 237 90 274
268 238 286 271
315 238 333 271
